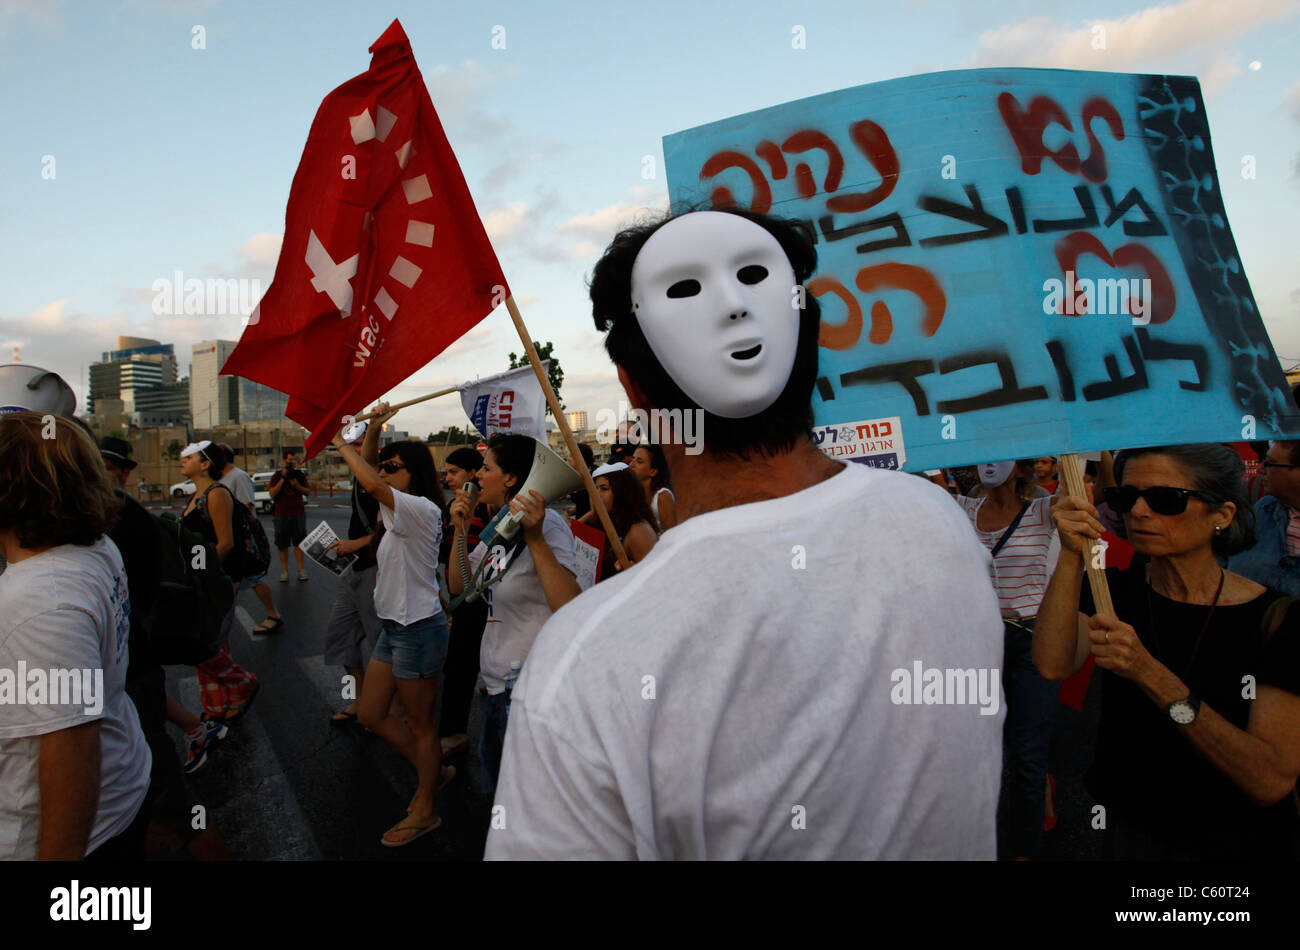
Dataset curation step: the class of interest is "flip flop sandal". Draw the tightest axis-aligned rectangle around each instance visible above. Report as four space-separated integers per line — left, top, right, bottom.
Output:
381 815 441 848
252 617 285 634
437 764 456 792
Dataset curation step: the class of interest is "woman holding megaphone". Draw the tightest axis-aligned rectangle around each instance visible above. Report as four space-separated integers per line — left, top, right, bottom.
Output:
447 433 581 793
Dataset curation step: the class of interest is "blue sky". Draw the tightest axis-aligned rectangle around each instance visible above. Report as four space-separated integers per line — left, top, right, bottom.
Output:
2 0 1297 439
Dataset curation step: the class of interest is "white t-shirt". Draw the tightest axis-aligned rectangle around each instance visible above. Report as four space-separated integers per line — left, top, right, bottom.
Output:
220 466 256 508
651 487 674 532
955 495 1058 619
0 538 152 859
374 489 444 626
485 462 1005 860
470 508 578 695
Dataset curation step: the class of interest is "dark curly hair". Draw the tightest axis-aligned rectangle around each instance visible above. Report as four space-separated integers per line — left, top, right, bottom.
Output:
589 207 822 461
595 467 655 538
0 411 121 548
1113 443 1256 557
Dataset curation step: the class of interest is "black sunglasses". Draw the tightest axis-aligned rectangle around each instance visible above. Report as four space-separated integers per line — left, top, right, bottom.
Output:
1103 485 1220 516
1262 460 1300 470
378 461 406 475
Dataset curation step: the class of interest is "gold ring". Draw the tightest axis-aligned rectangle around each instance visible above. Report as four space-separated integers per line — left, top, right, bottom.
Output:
1105 633 1110 643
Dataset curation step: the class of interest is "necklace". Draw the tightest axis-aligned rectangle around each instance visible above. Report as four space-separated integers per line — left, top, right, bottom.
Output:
1145 566 1225 678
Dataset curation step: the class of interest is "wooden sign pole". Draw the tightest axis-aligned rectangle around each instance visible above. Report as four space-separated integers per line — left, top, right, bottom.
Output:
505 295 631 571
1058 452 1115 618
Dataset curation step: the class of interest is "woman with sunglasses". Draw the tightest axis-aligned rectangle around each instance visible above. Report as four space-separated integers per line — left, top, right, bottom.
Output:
954 459 1059 859
332 409 453 847
1037 443 1300 859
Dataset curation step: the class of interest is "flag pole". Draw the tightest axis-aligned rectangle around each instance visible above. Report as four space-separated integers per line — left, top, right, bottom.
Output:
350 385 461 422
1058 453 1115 618
504 294 631 571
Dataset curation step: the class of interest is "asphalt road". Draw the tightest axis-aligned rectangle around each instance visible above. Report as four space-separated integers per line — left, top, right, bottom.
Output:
143 499 1107 861
152 501 493 861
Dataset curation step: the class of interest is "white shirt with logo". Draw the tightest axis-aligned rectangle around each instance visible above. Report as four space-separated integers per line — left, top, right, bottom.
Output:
0 537 151 859
470 509 578 695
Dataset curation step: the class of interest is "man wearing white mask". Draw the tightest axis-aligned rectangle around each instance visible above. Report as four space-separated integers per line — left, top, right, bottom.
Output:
955 459 1061 859
486 209 1006 860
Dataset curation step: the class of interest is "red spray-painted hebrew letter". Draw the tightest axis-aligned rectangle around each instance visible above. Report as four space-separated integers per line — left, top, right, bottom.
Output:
699 151 772 213
825 120 900 214
780 130 844 199
855 263 946 344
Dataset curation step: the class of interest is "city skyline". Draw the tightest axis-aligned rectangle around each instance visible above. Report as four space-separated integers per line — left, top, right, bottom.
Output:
2 0 1298 446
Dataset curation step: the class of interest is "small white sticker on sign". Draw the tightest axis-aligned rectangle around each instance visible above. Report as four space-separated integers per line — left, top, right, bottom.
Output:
812 416 905 469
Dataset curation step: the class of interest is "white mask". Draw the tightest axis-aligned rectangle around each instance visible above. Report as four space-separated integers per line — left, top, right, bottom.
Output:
629 211 799 418
978 461 1017 487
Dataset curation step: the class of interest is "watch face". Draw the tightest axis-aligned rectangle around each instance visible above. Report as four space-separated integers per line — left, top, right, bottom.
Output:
1169 700 1196 725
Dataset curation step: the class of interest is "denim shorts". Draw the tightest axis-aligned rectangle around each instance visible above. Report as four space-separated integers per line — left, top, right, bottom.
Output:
372 613 449 679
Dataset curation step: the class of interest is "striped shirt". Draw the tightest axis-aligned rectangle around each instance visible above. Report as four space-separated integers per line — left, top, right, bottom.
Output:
956 495 1056 619
1287 505 1300 558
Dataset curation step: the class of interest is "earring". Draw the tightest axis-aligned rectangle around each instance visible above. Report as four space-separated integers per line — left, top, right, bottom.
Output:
1214 525 1224 534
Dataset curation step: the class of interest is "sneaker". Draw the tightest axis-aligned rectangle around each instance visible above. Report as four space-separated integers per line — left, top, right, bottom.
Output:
183 719 229 774
280 571 289 582
297 570 308 581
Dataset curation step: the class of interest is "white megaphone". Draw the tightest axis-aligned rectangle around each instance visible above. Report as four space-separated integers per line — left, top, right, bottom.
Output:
454 439 586 607
0 364 77 417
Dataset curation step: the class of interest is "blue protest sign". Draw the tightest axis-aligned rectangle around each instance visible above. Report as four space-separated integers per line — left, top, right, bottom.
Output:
663 68 1300 470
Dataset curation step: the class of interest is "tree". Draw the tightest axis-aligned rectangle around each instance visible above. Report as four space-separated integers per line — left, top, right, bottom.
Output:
428 425 478 446
507 341 564 414
166 439 183 460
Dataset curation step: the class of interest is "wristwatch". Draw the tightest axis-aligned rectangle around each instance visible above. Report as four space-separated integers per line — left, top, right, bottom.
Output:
1167 693 1201 725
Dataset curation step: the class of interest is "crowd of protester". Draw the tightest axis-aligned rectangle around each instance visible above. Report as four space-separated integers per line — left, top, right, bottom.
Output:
2 205 1299 861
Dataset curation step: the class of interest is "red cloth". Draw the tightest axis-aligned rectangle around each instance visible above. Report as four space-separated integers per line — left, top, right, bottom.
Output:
196 646 258 720
221 19 507 457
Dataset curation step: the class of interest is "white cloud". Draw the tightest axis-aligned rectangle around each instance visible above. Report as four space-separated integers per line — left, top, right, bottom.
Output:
970 0 1296 92
482 201 529 244
557 186 669 243
238 232 282 270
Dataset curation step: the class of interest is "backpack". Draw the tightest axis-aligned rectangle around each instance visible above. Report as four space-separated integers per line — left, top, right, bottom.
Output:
197 483 272 580
149 511 235 664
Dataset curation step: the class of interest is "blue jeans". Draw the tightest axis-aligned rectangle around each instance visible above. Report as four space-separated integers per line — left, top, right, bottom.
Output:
478 691 510 795
372 614 449 679
999 618 1059 859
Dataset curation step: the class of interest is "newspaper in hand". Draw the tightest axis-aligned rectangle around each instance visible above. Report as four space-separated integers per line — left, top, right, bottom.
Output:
299 520 356 576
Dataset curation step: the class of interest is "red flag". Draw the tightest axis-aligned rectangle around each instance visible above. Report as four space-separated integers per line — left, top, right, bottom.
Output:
221 19 508 457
